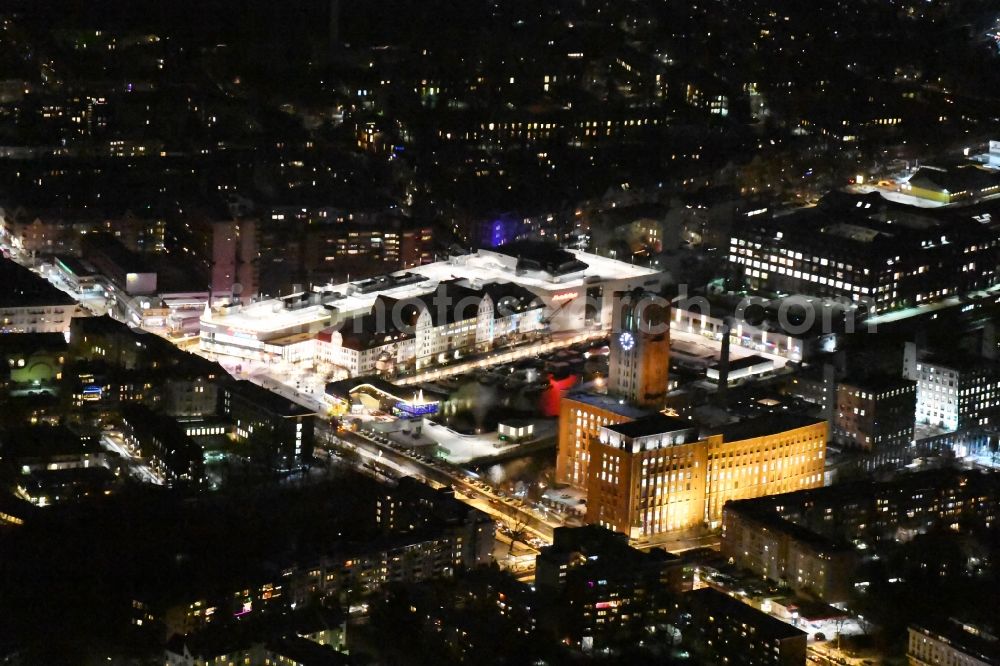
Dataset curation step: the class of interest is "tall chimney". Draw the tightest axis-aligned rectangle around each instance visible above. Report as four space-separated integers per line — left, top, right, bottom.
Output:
715 319 731 408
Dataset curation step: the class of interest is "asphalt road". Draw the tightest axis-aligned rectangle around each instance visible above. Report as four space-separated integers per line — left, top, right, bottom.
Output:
100 433 164 485
320 423 560 542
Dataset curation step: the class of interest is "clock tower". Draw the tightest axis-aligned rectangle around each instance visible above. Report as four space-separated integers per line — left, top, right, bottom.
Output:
608 290 670 408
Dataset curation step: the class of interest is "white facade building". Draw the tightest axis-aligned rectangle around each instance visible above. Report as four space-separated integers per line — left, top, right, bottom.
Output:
0 257 80 334
316 282 545 376
908 624 998 666
199 245 664 367
904 343 1000 432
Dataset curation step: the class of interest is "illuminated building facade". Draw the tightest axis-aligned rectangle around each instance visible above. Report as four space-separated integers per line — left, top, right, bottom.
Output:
221 380 316 470
608 290 670 408
722 469 1000 602
906 350 1000 433
586 414 706 536
833 375 916 469
304 220 434 275
120 404 205 484
0 257 80 334
555 392 651 490
585 413 827 538
902 165 1000 205
721 502 858 603
317 280 544 376
0 333 66 392
685 588 808 666
325 375 443 417
200 245 663 365
430 109 668 147
702 416 827 523
535 525 683 649
728 192 1000 313
908 622 1000 666
673 304 804 361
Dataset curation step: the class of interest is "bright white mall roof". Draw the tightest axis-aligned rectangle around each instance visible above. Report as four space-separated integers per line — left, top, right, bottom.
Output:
204 249 660 337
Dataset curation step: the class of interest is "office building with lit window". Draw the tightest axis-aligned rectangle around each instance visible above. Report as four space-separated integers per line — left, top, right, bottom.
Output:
304 219 435 278
833 375 916 468
722 468 1000 602
120 404 205 484
0 257 80 334
535 525 683 649
585 412 827 539
555 391 652 490
908 621 1000 666
904 344 1000 432
721 499 858 603
685 587 808 666
586 414 706 536
728 192 1000 314
221 380 316 470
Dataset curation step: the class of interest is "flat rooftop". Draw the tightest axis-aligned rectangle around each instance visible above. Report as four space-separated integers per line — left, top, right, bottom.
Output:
53 255 99 278
0 258 77 308
564 391 653 420
710 354 773 371
488 241 589 276
1 425 98 459
405 248 658 292
0 332 68 354
912 620 1000 664
203 301 336 337
226 380 317 417
821 222 883 243
839 374 916 392
605 413 695 438
708 413 825 442
749 190 978 253
919 351 1000 373
687 587 807 641
543 524 679 565
203 249 660 338
83 234 151 275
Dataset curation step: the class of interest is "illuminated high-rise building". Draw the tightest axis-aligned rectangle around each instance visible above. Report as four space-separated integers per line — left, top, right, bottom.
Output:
608 290 670 409
586 413 827 539
555 392 652 489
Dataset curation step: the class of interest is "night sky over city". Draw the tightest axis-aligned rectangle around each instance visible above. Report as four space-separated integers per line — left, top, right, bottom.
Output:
1 1 1000 665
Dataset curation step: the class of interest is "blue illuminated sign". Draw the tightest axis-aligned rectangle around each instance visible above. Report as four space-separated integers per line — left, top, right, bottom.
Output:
394 401 439 417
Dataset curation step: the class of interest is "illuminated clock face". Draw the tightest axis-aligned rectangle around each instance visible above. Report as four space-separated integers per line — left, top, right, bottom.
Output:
619 331 635 352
